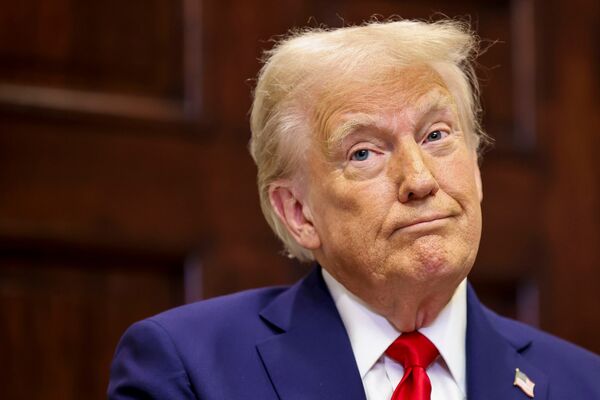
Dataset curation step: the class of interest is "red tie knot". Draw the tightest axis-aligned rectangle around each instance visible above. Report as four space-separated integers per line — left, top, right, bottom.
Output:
385 331 439 368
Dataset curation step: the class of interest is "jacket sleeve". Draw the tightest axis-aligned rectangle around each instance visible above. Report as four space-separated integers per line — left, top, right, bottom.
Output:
108 319 197 399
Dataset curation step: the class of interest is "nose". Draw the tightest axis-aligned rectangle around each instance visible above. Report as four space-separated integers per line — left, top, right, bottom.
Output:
393 141 439 203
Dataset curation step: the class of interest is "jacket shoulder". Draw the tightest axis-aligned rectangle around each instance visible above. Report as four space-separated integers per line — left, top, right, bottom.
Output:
150 285 288 333
483 306 600 395
485 308 599 363
109 285 290 399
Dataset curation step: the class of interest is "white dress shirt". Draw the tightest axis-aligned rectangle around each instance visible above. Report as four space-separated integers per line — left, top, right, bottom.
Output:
322 269 467 400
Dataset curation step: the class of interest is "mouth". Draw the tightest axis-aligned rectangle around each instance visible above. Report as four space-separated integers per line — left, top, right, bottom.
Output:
391 213 454 235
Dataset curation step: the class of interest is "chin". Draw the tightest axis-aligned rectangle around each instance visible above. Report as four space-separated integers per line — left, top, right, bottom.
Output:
384 249 466 289
418 234 473 271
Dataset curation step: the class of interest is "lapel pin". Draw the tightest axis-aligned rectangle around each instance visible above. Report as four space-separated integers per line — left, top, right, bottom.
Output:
513 368 535 398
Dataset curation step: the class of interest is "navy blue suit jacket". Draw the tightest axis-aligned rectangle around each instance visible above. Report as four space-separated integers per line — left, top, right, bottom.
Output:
109 267 600 399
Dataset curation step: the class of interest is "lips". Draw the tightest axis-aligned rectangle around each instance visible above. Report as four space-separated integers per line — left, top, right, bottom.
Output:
391 213 454 235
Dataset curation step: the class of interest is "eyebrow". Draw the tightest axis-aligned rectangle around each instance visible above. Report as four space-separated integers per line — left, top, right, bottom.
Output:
326 113 378 149
326 89 456 150
413 89 456 121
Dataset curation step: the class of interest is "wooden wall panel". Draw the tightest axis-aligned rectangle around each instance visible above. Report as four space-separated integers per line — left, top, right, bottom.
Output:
0 251 183 399
537 0 600 353
0 118 210 253
0 0 183 97
0 0 205 122
0 0 597 398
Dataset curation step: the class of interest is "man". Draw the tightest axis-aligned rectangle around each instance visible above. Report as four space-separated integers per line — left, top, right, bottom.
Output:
108 19 600 399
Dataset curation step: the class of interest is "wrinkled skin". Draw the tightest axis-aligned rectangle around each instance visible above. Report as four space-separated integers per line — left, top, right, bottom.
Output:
270 67 483 331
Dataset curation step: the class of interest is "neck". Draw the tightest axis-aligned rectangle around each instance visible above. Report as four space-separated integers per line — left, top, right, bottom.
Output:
323 267 462 332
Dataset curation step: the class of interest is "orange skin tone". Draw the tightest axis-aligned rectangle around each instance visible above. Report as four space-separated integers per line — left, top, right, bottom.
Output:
270 67 483 332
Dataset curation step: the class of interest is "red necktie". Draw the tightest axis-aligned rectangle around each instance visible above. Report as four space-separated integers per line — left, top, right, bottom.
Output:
385 331 439 400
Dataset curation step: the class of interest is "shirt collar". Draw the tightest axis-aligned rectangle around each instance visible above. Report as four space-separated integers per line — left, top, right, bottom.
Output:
322 269 467 393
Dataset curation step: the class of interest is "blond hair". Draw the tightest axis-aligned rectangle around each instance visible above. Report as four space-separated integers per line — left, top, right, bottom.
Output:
249 18 491 262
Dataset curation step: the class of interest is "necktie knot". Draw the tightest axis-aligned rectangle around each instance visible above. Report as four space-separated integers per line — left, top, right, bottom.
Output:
385 331 439 369
385 332 439 400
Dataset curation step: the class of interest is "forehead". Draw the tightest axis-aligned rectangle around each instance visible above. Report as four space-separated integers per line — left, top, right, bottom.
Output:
310 64 456 143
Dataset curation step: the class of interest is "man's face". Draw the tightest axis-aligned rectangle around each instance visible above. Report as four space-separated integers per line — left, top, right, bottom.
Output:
301 67 483 322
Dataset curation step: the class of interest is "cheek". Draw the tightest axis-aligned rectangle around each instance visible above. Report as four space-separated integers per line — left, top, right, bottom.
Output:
449 158 483 244
314 172 392 217
310 176 395 246
436 152 481 204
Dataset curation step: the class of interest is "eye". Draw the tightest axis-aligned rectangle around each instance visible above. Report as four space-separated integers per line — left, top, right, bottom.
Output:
350 149 370 161
424 129 447 142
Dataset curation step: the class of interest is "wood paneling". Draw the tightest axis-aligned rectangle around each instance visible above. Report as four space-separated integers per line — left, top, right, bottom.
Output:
0 0 183 97
537 0 600 353
0 0 205 122
0 247 183 399
0 0 598 398
0 118 210 253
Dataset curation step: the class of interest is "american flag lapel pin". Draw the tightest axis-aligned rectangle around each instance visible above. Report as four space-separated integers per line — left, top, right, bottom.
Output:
513 368 535 398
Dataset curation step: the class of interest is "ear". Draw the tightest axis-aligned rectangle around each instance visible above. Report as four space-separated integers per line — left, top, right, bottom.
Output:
269 182 321 250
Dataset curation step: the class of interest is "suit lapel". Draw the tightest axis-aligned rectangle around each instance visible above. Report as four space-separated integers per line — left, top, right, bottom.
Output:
466 284 549 400
257 267 366 400
257 271 551 400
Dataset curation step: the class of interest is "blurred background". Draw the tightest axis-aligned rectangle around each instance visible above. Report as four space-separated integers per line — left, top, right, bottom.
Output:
0 0 598 398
